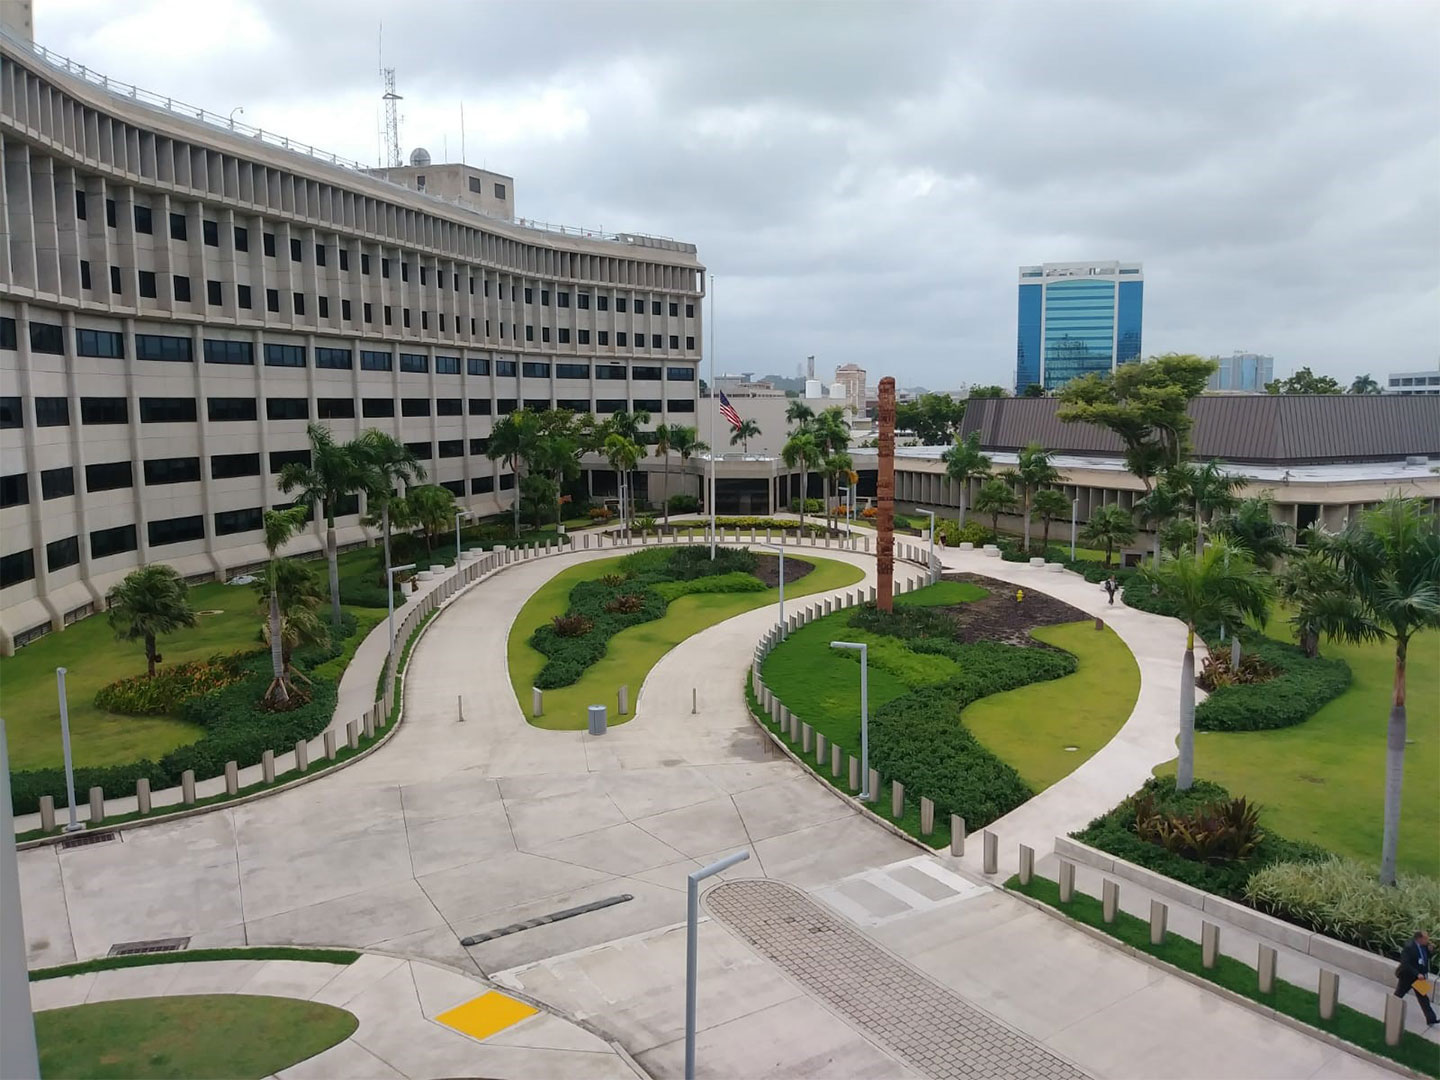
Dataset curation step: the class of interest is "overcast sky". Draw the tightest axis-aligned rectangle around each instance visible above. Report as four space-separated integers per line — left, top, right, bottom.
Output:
38 0 1440 389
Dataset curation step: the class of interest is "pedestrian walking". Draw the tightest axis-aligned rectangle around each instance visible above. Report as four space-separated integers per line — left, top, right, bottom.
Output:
1395 930 1438 1026
1103 575 1118 605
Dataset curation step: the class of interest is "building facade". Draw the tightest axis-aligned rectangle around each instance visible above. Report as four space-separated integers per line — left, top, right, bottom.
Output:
1016 261 1143 393
1206 351 1274 392
833 362 866 417
1385 369 1440 396
0 35 704 651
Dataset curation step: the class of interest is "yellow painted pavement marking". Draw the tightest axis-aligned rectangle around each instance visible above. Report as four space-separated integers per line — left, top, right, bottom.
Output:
435 990 539 1041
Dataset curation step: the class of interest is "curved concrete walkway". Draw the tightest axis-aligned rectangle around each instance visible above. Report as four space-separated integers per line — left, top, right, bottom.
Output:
29 952 639 1079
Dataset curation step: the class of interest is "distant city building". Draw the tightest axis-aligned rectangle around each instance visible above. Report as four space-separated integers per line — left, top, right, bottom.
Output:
1016 261 1144 392
1385 369 1440 396
1207 352 1275 392
833 363 866 416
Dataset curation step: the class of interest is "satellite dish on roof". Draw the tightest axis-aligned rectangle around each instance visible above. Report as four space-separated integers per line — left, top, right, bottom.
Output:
409 147 431 167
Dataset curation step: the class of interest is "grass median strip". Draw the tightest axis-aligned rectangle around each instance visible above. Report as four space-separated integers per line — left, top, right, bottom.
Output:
30 946 360 982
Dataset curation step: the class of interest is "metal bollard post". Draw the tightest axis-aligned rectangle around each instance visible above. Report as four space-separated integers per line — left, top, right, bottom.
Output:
225 761 239 795
262 750 275 785
136 778 151 815
1102 879 1119 923
532 687 543 718
1201 921 1219 969
182 770 196 804
39 795 55 831
1018 844 1034 885
982 830 998 875
1149 900 1168 945
88 786 104 823
891 781 904 819
1318 970 1339 1021
1058 859 1075 902
1258 945 1277 994
324 730 338 760
692 687 697 714
950 815 966 856
920 796 934 836
295 739 309 772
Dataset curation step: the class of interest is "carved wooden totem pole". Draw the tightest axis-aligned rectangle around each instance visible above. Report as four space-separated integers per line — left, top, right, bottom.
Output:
877 377 896 612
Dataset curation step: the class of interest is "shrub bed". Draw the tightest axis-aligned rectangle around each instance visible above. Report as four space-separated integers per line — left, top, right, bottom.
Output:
1073 776 1324 899
9 614 357 816
1195 635 1350 732
667 494 701 513
94 655 248 715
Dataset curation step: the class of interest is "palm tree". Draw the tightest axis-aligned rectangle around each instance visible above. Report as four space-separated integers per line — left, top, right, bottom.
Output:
825 451 854 530
1014 443 1062 552
1181 458 1245 555
105 565 197 677
652 423 675 524
603 433 641 527
1031 488 1070 553
530 413 582 530
974 477 1018 536
941 432 991 529
1349 374 1381 395
1276 548 1361 659
730 418 762 454
607 410 651 519
256 506 310 704
814 408 851 529
486 410 540 538
1080 503 1137 567
1134 482 1187 565
356 430 426 582
668 426 708 517
277 423 375 628
1323 497 1440 885
1208 495 1293 569
1139 540 1273 790
785 400 815 430
405 484 456 554
781 429 822 529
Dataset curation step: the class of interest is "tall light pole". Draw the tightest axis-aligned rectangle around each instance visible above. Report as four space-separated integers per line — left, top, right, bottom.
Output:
55 669 82 832
0 719 41 1079
758 542 786 638
1070 496 1079 560
386 562 417 662
685 849 750 1080
708 274 717 560
916 507 937 583
830 641 869 799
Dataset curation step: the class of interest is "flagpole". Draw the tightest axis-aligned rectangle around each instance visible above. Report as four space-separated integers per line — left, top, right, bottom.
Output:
708 273 716 560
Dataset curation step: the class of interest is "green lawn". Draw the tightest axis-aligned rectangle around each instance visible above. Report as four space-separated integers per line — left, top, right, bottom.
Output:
510 555 866 729
36 994 357 1080
963 621 1139 791
1165 624 1440 878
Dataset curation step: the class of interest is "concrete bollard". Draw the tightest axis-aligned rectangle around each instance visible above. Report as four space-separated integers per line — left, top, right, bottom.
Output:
891 781 904 819
801 723 812 754
89 786 104 823
1201 921 1219 969
1018 844 1034 885
225 761 239 795
789 712 800 742
1149 899 1168 945
39 795 55 831
867 768 880 803
1102 879 1119 923
1258 945 1277 994
619 685 630 715
182 770 196 804
1318 970 1339 1021
295 739 309 772
363 707 376 739
920 796 934 835
1094 617 1104 631
532 687 543 718
849 755 860 792
950 815 966 856
982 830 998 875
262 750 275 785
1058 859 1075 902
346 720 359 750
762 686 774 712
1384 993 1406 1046
815 732 827 765
831 744 842 778
136 778 151 814
324 730 338 760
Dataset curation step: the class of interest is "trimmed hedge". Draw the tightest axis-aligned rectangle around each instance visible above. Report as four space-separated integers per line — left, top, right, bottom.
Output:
9 614 357 816
1195 634 1350 732
1073 776 1325 899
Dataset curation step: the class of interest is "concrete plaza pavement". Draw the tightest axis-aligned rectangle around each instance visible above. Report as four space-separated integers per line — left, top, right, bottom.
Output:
16 540 1410 1078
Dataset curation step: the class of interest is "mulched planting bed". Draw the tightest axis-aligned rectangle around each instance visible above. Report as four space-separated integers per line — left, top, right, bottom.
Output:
926 573 1089 645
752 554 816 588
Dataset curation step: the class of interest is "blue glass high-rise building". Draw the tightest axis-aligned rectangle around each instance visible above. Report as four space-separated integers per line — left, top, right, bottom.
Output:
1016 261 1144 392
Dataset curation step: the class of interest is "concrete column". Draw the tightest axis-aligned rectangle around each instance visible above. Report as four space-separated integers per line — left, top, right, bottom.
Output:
920 797 934 835
1102 880 1119 923
1318 970 1339 1021
950 816 965 856
1201 921 1219 969
136 778 151 815
1058 859 1075 901
618 685 629 715
1258 945 1277 994
261 750 276 785
815 732 827 765
1018 844 1034 885
181 770 196 804
1384 993 1406 1046
982 831 998 875
1149 900 1168 945
866 768 880 803
891 781 904 819
801 723 812 753
224 761 238 796
831 744 842 778
324 730 338 760
848 755 860 791
295 739 309 772
39 796 55 832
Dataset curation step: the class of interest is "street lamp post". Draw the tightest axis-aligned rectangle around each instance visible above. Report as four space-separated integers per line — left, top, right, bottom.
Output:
386 562 417 661
685 849 750 1080
830 641 869 799
758 542 786 637
55 669 83 833
1070 497 1079 560
707 274 717 561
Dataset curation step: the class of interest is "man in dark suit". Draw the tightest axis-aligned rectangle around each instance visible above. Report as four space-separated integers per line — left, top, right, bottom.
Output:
1396 930 1437 1026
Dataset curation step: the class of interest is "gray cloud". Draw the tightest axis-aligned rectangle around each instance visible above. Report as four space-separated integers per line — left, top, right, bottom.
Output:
37 0 1439 388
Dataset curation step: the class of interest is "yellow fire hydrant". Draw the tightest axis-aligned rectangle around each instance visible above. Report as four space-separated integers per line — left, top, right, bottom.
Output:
1016 588 1024 605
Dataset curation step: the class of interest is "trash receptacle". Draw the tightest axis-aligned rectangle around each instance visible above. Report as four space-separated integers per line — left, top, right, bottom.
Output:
588 704 607 736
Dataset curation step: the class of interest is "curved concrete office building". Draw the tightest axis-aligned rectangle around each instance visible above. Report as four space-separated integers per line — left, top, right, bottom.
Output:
0 34 704 651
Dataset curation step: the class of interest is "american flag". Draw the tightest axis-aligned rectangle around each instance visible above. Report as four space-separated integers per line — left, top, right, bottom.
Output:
718 390 743 429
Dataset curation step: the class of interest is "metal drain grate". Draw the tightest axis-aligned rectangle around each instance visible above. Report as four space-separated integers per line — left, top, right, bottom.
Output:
59 830 118 850
461 894 633 946
108 936 190 957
